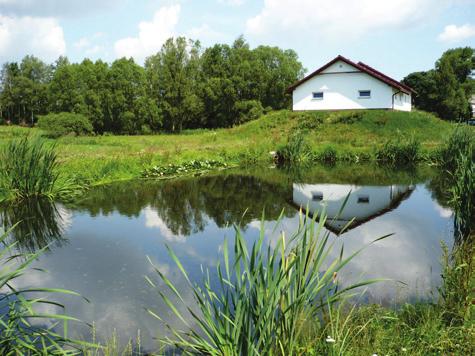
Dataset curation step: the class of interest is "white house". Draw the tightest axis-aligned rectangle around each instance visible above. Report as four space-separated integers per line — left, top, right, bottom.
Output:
287 55 414 112
292 183 414 234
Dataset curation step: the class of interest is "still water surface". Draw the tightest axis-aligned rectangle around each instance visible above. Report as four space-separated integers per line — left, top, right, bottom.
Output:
0 165 454 350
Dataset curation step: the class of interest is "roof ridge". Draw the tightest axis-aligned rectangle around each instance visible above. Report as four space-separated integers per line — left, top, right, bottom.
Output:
286 55 414 94
357 61 413 92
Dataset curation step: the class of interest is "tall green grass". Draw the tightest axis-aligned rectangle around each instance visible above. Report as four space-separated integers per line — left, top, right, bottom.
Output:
0 136 81 201
375 137 421 165
276 130 312 164
147 209 388 355
439 140 474 326
437 126 475 169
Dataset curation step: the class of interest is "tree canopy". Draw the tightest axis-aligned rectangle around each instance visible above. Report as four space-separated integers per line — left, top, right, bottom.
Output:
402 47 474 121
0 37 305 134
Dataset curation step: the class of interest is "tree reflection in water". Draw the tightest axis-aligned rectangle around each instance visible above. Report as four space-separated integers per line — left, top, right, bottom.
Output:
0 198 69 253
70 174 294 237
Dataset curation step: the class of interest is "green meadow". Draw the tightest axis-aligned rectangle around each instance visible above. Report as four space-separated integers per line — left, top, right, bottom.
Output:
0 109 463 187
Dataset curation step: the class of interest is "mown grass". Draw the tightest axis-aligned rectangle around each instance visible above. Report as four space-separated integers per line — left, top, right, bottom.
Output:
0 109 467 187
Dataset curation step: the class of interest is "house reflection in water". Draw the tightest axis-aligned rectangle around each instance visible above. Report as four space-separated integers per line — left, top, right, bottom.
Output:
292 184 414 234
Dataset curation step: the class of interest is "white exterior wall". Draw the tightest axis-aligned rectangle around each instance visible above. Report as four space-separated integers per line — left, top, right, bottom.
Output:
392 91 412 112
292 60 412 111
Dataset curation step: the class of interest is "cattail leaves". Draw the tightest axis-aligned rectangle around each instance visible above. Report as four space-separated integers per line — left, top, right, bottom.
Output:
148 208 390 355
0 227 90 354
0 135 82 202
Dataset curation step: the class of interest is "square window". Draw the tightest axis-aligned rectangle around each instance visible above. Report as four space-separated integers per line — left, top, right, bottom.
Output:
312 92 324 100
358 90 371 98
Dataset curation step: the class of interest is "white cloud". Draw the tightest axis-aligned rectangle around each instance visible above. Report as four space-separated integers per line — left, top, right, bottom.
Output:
143 206 186 242
434 203 453 218
187 24 226 44
73 33 107 57
246 0 452 40
219 0 245 6
438 23 475 42
0 15 65 63
74 37 90 49
114 5 180 63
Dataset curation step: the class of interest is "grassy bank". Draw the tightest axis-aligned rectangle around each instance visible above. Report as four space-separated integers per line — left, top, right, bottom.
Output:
0 109 467 188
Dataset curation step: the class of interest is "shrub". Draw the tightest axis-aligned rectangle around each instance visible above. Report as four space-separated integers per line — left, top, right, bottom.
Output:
234 100 264 124
318 146 338 163
328 111 364 124
38 112 93 138
276 130 312 164
375 137 421 165
295 112 324 130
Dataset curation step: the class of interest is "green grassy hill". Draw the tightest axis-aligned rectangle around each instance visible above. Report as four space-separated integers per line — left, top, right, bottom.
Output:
0 109 467 186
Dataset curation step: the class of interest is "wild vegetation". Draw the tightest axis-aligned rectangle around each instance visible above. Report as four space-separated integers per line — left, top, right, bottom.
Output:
38 112 94 138
0 37 304 134
0 136 81 202
0 109 466 191
147 210 389 355
0 227 87 354
402 47 474 120
0 42 473 354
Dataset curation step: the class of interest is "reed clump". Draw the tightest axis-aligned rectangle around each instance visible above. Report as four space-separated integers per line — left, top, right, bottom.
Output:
147 209 388 355
0 136 80 201
276 130 312 164
375 137 421 165
437 126 475 169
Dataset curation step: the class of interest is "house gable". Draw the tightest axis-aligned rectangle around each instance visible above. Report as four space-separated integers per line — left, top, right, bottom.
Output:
320 60 360 74
287 55 413 95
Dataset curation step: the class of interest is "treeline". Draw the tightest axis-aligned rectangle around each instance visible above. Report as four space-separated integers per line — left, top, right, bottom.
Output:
402 47 474 120
0 37 305 134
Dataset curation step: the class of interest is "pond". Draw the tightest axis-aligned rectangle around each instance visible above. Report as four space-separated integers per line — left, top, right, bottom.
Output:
0 164 455 351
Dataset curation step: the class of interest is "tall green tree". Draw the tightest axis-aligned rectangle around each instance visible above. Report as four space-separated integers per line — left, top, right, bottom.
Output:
402 71 437 112
145 37 203 132
106 58 160 134
403 47 474 120
0 56 51 124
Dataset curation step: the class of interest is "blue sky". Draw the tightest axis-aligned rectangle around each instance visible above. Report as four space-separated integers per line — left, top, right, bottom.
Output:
0 0 474 79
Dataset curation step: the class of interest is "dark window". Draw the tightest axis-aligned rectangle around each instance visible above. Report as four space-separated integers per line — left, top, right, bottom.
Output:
358 90 371 98
312 92 324 100
357 195 370 203
312 192 323 201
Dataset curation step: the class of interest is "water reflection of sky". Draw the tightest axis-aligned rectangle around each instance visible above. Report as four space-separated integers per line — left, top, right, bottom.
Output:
3 174 453 351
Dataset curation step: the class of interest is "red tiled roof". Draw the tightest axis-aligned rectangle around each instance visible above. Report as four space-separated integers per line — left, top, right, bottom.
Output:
286 55 414 94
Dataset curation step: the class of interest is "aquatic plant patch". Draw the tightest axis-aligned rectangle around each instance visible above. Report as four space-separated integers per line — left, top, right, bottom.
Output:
142 159 228 178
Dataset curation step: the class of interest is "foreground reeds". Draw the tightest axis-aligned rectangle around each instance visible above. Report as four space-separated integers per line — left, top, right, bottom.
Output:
146 208 389 355
0 226 87 354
